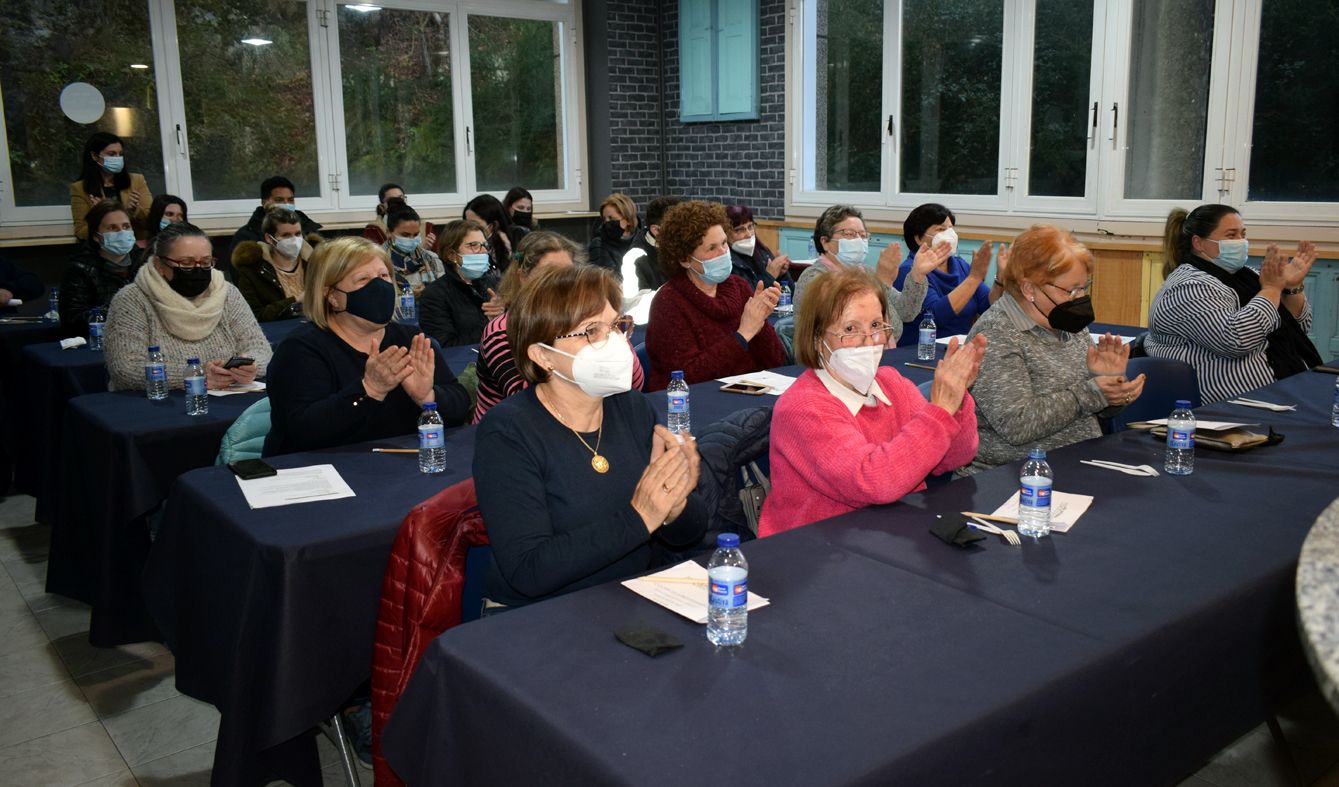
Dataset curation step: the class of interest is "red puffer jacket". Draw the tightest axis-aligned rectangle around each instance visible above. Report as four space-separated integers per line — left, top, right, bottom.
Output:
370 478 490 786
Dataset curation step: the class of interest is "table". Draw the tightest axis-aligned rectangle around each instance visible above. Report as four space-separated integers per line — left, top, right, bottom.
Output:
382 367 1339 785
1297 496 1339 714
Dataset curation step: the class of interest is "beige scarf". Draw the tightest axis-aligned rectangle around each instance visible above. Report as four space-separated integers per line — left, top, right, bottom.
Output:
135 262 228 341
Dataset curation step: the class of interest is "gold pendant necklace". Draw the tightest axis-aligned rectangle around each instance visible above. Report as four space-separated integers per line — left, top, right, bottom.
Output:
540 388 609 473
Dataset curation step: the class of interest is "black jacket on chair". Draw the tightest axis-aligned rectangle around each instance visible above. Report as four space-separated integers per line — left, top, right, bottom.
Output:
58 247 145 338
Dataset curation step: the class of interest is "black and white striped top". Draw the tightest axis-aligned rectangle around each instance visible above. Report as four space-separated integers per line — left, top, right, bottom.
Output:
1145 264 1311 405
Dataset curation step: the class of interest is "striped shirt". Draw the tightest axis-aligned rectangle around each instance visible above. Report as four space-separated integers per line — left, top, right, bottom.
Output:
1145 265 1311 405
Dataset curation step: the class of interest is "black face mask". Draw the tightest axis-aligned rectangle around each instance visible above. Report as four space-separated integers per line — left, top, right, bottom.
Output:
600 219 624 242
169 267 212 299
334 277 395 325
1043 294 1095 334
512 210 532 229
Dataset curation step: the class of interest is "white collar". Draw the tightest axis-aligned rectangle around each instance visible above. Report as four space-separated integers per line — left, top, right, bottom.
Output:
815 367 891 416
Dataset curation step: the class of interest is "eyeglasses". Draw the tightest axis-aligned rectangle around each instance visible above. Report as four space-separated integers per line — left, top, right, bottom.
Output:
1044 280 1092 301
825 322 891 347
732 222 755 235
555 315 636 348
460 240 492 253
830 228 870 241
161 255 217 269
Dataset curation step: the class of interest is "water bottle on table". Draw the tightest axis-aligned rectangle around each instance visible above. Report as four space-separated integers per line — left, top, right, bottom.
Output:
917 311 937 361
418 403 445 474
776 284 793 316
707 533 748 647
185 357 208 416
87 307 105 351
1164 399 1196 475
399 282 416 322
666 371 690 435
45 287 59 322
145 345 168 401
1018 448 1053 538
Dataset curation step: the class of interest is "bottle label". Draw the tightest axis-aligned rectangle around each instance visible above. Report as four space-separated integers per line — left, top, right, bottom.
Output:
185 376 206 396
145 363 166 382
1167 429 1194 450
89 322 104 338
1020 482 1051 509
401 294 415 308
668 394 688 414
418 424 444 449
709 576 748 609
919 328 934 344
778 290 791 306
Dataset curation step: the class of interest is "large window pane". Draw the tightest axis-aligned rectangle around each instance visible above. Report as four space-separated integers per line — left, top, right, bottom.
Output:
0 0 164 207
1027 0 1094 198
1123 0 1212 200
1248 0 1339 202
467 15 561 192
175 0 319 202
900 0 1002 195
338 4 456 197
812 0 881 192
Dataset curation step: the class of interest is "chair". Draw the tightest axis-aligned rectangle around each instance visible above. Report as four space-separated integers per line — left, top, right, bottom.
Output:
370 478 490 786
214 396 271 464
634 342 652 389
1108 356 1201 432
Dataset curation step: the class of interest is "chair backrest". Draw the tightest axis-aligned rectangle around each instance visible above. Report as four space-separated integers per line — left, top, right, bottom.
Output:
1109 356 1201 432
370 478 490 786
214 396 271 465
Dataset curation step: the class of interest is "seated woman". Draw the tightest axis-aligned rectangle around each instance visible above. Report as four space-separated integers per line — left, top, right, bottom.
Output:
383 203 446 297
139 194 188 250
474 264 705 610
59 201 146 338
645 200 786 390
503 186 534 229
1146 204 1319 404
419 220 503 347
587 192 642 274
793 204 938 345
264 236 471 456
232 207 316 321
70 132 153 241
726 204 791 290
474 232 646 422
464 193 524 273
964 225 1146 474
759 267 984 537
893 202 1002 345
104 223 272 391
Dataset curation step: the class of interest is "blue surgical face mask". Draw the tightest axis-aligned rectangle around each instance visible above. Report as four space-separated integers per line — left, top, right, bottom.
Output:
1210 238 1249 274
100 155 125 174
158 218 172 231
100 229 136 257
835 237 869 266
392 235 419 255
272 202 296 212
459 253 491 280
691 251 733 285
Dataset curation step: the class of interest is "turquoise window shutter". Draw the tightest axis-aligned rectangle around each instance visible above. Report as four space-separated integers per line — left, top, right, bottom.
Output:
680 0 759 122
680 0 716 119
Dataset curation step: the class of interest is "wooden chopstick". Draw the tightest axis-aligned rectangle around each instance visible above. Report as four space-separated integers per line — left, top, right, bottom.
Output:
961 511 1019 525
371 448 418 454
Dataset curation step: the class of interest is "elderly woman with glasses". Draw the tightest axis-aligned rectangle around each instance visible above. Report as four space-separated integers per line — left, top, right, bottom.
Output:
474 264 705 612
419 219 504 347
962 225 1146 474
104 222 272 391
791 204 943 345
758 267 985 537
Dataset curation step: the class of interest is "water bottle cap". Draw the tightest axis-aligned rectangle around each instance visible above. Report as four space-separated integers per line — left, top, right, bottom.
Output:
671 370 684 380
422 402 437 411
148 345 160 352
1175 399 1191 409
1028 447 1046 459
716 533 740 548
186 357 200 365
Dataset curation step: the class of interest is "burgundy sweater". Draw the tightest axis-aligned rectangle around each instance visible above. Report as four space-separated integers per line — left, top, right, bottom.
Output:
645 274 785 391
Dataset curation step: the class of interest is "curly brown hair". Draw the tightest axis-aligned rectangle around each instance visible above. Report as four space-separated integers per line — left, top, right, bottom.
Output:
657 200 729 279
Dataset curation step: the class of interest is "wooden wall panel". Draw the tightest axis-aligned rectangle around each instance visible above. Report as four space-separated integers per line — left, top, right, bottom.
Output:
1092 249 1146 327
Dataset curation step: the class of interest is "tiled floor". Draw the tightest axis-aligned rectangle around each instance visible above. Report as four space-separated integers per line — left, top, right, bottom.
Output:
1 491 1338 786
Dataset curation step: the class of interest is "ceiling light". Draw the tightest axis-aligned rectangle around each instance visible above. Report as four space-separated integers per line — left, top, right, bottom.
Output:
347 4 381 11
241 38 273 46
130 63 150 70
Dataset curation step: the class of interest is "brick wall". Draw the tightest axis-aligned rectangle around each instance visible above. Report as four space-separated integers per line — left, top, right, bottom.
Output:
601 0 787 220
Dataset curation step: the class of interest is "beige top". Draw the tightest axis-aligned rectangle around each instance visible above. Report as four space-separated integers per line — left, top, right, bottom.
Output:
69 173 154 241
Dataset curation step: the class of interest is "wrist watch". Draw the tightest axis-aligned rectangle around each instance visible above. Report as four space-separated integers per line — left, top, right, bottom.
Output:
1283 284 1305 295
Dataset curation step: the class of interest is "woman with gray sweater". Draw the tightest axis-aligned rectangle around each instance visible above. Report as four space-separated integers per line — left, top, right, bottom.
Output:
104 222 272 391
963 225 1145 474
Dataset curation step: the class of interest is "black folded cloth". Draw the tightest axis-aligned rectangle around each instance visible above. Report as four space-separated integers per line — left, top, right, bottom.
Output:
615 622 684 657
930 517 988 548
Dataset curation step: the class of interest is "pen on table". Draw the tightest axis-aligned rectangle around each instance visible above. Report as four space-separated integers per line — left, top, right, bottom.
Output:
638 576 709 585
371 448 418 454
904 362 937 371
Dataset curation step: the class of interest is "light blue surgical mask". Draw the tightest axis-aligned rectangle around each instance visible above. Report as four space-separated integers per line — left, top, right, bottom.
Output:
272 202 296 212
691 251 733 284
100 155 125 174
392 236 419 255
836 237 869 266
1210 238 1249 274
100 229 136 257
159 218 171 231
459 253 491 280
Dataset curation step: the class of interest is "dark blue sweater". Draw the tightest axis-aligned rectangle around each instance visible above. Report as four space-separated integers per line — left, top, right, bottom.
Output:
894 252 992 345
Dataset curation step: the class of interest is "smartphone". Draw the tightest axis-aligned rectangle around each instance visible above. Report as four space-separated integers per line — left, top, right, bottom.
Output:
228 458 277 480
223 356 256 369
719 381 770 395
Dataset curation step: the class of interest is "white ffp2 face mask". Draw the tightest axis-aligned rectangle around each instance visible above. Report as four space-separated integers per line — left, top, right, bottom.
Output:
823 342 883 396
541 335 635 398
730 236 756 256
932 227 959 256
273 236 304 259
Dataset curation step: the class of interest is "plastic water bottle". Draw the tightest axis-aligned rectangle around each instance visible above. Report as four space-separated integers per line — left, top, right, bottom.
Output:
399 282 416 322
917 311 937 361
1018 448 1053 538
1164 399 1196 475
1331 377 1339 428
707 533 748 647
776 284 793 316
418 403 446 474
144 345 168 401
184 357 208 415
666 371 690 435
45 287 59 321
87 307 106 351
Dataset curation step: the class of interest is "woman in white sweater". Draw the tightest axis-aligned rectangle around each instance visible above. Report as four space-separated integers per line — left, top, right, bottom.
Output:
105 222 272 391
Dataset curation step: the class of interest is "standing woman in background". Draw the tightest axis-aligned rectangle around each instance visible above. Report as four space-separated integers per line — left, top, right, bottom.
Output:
1146 205 1319 404
70 132 153 241
464 194 524 273
503 187 535 230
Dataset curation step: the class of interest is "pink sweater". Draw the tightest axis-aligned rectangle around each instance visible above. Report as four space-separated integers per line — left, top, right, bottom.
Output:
758 367 979 537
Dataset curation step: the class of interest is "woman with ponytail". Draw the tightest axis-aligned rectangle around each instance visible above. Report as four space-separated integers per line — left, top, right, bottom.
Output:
1146 205 1320 403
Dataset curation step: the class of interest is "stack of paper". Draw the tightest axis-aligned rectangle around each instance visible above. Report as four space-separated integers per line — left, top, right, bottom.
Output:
991 490 1094 534
1141 417 1257 432
209 381 267 397
236 464 355 509
622 561 770 623
715 371 797 396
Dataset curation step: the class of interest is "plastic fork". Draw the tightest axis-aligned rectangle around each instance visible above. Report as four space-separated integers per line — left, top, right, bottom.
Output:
1080 459 1159 477
968 517 1021 546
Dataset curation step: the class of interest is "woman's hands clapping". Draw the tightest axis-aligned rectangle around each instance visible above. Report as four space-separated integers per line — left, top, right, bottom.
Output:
632 426 701 534
363 334 437 403
738 281 781 341
929 334 987 415
1088 333 1145 407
